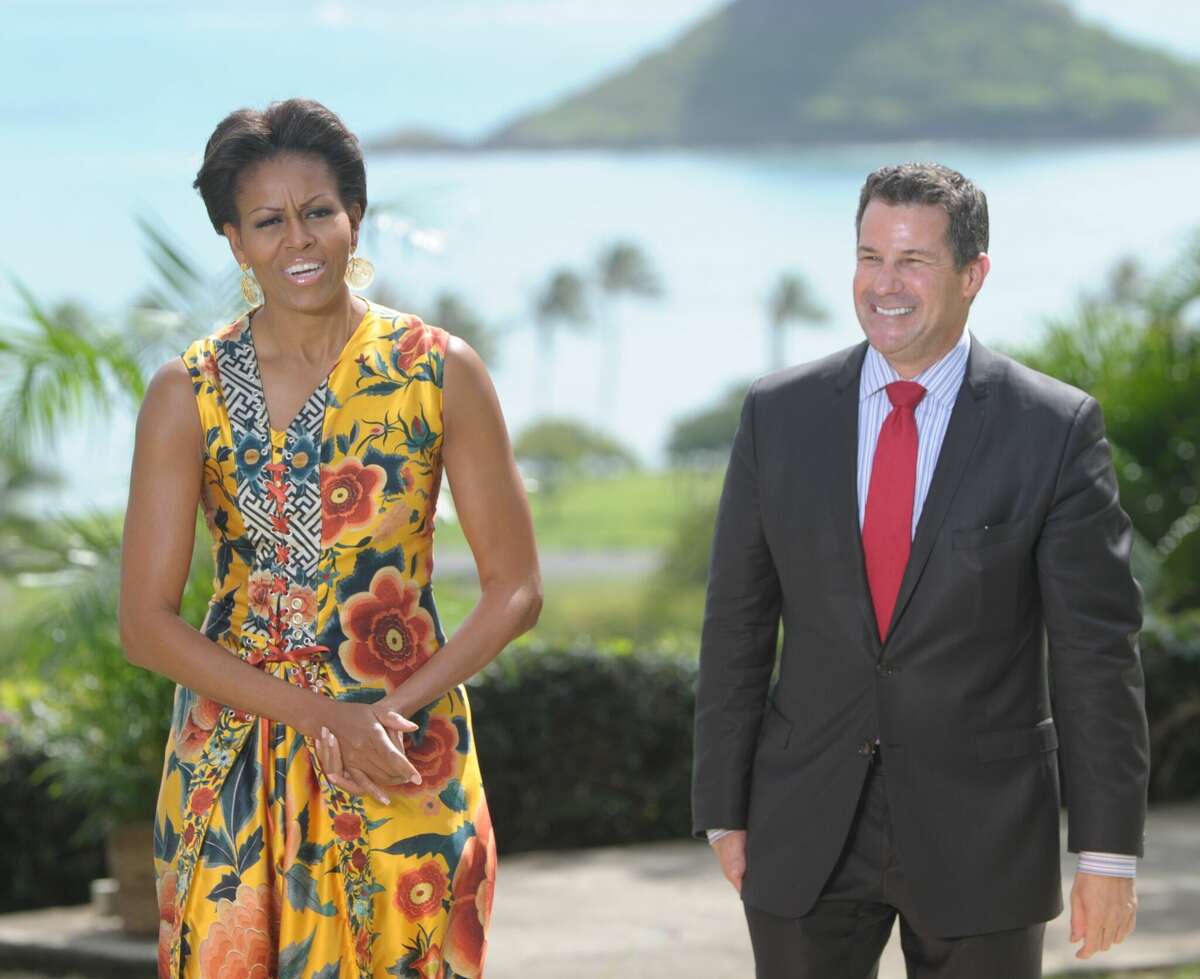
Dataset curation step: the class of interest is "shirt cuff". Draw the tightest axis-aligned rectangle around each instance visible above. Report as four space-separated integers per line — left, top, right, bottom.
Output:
1078 851 1138 878
706 828 733 845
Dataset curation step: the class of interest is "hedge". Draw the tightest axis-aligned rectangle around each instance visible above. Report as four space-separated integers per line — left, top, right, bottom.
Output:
5 630 1198 911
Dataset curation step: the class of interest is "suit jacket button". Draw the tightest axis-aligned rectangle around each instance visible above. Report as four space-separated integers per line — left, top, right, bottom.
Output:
859 741 876 756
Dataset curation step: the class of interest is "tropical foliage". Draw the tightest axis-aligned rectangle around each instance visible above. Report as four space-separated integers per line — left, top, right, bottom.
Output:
488 0 1200 147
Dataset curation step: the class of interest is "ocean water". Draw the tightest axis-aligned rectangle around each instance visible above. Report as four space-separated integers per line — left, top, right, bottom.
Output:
3 3 1200 513
10 137 1200 514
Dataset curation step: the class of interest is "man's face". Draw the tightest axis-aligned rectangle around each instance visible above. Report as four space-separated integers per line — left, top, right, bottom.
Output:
853 200 988 375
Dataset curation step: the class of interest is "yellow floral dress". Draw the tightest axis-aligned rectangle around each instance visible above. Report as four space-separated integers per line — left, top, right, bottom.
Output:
154 302 495 979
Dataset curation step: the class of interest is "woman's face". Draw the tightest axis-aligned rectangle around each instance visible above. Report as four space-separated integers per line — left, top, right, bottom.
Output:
224 152 361 315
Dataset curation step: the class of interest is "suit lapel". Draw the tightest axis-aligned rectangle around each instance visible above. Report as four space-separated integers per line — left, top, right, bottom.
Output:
883 338 994 644
823 342 880 652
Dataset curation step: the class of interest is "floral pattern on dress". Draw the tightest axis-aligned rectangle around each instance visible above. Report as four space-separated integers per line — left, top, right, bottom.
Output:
157 302 493 978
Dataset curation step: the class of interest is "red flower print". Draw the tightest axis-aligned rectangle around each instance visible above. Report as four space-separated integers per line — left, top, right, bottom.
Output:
176 697 223 762
351 848 368 871
156 871 177 979
395 716 459 798
214 317 248 341
411 943 444 979
391 319 448 373
246 570 275 619
444 801 496 979
355 927 371 965
189 786 216 815
338 567 438 691
320 458 385 545
183 824 195 846
332 812 363 841
393 860 449 920
199 350 221 389
197 883 276 979
283 583 318 628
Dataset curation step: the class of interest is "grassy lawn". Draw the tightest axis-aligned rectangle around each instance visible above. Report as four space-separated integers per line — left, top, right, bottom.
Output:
434 468 722 552
434 574 705 650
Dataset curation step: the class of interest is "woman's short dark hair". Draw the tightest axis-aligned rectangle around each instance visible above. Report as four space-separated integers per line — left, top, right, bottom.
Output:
855 162 988 271
193 98 367 235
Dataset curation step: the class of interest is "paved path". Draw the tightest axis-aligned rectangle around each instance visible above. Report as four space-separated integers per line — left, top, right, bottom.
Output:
490 805 1200 977
2 806 1196 977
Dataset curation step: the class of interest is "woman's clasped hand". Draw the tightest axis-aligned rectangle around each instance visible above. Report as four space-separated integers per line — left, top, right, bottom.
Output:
316 702 421 805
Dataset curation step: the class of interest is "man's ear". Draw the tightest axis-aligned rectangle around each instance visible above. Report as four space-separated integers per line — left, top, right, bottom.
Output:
964 252 991 302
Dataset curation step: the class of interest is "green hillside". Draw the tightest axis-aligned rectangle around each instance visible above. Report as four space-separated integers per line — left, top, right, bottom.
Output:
484 0 1200 147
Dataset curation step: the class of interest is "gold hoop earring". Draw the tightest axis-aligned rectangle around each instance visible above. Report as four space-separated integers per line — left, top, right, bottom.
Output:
344 253 375 290
240 263 264 307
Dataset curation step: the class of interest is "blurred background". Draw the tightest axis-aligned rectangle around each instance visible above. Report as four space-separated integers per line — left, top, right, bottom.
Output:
2 1 1199 976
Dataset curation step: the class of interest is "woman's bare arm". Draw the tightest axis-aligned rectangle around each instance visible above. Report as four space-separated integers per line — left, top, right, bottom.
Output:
383 336 542 717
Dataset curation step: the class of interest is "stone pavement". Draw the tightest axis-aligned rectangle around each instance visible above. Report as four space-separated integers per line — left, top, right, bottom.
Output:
1 805 1197 977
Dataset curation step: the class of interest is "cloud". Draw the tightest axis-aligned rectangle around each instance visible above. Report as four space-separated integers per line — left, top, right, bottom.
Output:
316 1 352 26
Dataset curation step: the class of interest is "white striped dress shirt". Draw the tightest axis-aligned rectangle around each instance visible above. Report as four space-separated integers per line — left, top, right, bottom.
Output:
857 328 970 534
710 328 1137 879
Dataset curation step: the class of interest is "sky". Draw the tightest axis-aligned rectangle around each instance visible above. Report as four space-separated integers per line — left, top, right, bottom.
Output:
4 0 1199 145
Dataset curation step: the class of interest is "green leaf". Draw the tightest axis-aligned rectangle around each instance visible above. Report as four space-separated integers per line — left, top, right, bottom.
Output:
206 871 241 904
278 931 316 979
297 839 332 865
439 779 467 813
200 827 237 869
219 727 260 836
285 864 338 916
357 380 404 396
236 825 264 874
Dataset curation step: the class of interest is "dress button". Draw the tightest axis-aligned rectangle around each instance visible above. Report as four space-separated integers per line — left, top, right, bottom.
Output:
859 740 876 756
291 598 303 610
290 612 304 625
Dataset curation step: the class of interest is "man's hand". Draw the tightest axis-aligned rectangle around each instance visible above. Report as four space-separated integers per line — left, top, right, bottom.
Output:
1070 872 1137 959
713 830 748 894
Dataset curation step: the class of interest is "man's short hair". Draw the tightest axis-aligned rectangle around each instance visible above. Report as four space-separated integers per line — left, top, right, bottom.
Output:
856 163 989 271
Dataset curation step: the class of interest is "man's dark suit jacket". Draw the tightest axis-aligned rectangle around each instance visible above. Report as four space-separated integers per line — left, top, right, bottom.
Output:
691 337 1149 938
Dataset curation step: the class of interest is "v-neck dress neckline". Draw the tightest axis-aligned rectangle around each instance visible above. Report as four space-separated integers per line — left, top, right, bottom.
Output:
244 301 374 439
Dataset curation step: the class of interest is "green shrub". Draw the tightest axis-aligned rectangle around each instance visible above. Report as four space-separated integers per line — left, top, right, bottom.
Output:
666 381 748 466
469 645 697 852
1143 613 1200 802
513 418 639 481
0 734 105 912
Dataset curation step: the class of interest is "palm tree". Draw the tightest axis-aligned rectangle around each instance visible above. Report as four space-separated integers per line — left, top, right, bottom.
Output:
127 214 242 361
533 268 590 416
766 271 828 371
431 292 497 366
593 241 662 422
0 287 146 467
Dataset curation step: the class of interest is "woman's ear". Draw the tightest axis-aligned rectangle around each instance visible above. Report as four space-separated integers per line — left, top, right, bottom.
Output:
224 222 247 267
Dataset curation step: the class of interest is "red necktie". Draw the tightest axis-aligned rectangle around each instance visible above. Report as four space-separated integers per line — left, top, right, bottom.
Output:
863 380 927 641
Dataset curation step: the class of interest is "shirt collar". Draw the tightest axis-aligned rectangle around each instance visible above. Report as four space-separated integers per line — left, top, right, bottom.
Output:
859 328 972 409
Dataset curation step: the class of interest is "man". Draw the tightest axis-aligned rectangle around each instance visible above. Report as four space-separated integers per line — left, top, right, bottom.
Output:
692 162 1148 978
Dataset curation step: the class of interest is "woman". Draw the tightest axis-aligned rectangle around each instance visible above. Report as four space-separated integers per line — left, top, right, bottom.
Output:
119 98 541 979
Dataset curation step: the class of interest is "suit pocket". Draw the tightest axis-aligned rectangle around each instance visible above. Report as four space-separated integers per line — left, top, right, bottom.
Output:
952 516 1031 550
758 702 793 750
976 718 1058 763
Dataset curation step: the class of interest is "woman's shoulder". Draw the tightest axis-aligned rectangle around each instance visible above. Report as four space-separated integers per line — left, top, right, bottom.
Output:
358 299 450 386
365 300 450 349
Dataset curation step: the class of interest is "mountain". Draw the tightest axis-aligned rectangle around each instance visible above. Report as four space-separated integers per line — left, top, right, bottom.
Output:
481 0 1200 148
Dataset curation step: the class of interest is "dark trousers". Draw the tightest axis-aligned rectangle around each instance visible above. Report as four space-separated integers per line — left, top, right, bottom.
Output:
744 761 1046 979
